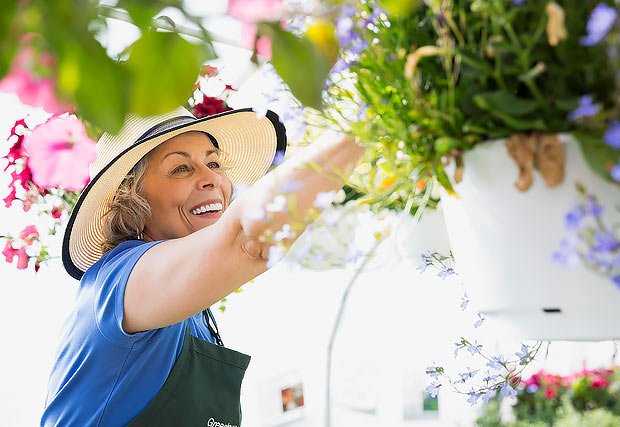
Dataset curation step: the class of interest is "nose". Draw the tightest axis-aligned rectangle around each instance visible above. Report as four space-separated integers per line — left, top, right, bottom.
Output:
196 164 221 190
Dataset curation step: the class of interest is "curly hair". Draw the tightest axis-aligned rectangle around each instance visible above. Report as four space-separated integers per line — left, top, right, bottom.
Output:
101 156 151 253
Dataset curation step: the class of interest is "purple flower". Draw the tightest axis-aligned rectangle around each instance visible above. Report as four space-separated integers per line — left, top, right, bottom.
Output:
593 232 620 253
568 96 600 120
474 312 486 328
500 382 517 399
467 391 481 405
587 195 604 217
512 0 525 5
611 160 620 182
336 5 358 47
604 121 620 148
612 275 620 289
580 3 618 46
565 205 586 229
487 355 505 371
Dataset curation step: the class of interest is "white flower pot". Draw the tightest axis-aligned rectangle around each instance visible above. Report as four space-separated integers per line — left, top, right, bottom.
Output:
440 134 620 340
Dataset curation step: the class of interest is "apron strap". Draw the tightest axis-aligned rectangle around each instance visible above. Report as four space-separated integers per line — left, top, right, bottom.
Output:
203 308 224 347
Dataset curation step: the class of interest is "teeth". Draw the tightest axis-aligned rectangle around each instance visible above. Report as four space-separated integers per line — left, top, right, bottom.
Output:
191 202 223 215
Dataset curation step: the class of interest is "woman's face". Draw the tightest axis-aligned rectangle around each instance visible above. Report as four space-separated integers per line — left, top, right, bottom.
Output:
141 131 232 241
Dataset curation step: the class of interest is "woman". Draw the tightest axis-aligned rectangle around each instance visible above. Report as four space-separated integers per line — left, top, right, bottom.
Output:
41 106 364 426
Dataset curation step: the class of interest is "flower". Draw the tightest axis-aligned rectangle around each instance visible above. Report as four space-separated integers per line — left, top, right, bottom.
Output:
474 312 486 328
2 240 17 263
564 205 585 229
544 385 558 399
274 224 292 242
545 2 568 47
592 232 620 253
0 47 72 114
500 382 517 399
265 195 288 212
604 121 620 148
580 3 618 46
22 116 96 191
611 160 620 182
227 0 284 22
266 245 286 269
313 191 336 209
15 247 29 270
193 96 231 118
567 96 599 120
460 293 470 311
19 225 39 245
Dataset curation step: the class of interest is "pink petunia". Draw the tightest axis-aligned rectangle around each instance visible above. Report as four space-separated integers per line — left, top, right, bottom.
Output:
19 225 39 245
0 48 72 115
227 0 284 22
22 116 96 191
15 247 30 270
2 240 17 263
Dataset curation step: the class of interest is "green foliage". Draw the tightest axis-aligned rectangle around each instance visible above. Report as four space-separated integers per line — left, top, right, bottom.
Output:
2 0 215 133
267 23 335 110
324 0 618 210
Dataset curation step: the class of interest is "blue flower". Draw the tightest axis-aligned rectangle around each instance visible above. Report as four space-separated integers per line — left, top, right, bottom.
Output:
466 341 483 355
454 341 467 358
612 275 620 289
474 312 486 328
604 121 620 148
487 355 505 371
500 382 517 399
580 3 618 46
515 343 532 364
564 205 586 229
587 195 604 217
568 96 600 121
460 293 470 311
467 391 481 405
512 0 525 5
611 160 620 182
593 232 620 253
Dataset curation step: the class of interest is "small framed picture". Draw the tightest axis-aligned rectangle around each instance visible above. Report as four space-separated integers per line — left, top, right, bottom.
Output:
259 371 306 426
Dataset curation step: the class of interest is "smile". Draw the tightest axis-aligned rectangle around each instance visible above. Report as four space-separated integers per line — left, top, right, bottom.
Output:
190 202 223 215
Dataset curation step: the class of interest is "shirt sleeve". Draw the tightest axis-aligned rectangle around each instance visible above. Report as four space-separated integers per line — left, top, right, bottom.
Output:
92 240 165 347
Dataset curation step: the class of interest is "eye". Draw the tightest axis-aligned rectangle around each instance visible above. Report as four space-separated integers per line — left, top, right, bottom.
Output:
172 164 192 174
207 161 221 169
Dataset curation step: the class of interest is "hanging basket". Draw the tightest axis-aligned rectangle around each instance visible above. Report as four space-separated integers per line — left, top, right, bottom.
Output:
440 133 620 340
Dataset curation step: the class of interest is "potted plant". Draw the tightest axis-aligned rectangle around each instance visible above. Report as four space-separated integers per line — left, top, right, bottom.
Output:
322 0 620 339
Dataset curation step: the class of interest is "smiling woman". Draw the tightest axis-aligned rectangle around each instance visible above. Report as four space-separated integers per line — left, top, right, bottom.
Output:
41 106 364 426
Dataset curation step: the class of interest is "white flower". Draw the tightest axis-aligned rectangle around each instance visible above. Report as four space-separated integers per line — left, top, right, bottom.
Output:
313 191 336 209
266 195 287 213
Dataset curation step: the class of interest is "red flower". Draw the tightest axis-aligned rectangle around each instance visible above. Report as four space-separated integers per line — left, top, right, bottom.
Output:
51 206 63 219
19 225 39 245
193 97 231 118
544 385 558 400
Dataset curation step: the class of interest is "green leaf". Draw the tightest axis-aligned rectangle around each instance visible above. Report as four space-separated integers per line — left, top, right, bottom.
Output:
473 91 539 117
573 131 620 184
434 136 461 154
57 39 129 133
266 24 333 110
125 30 213 116
377 0 423 17
0 0 18 77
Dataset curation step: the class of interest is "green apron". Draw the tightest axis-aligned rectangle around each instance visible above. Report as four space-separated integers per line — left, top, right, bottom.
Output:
128 309 251 427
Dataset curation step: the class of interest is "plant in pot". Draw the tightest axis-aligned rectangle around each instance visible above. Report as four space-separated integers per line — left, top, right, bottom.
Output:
321 0 620 340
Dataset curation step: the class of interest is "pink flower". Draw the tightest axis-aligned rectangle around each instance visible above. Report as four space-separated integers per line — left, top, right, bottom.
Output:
2 240 17 263
241 23 273 59
0 48 72 115
22 116 96 191
591 377 610 389
544 385 558 400
15 247 30 270
227 0 284 22
19 225 39 245
3 188 17 208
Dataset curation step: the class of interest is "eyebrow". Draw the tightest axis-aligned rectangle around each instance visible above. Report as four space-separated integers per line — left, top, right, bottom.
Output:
161 149 219 164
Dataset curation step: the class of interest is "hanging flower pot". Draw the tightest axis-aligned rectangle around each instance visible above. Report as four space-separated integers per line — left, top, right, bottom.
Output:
440 133 620 340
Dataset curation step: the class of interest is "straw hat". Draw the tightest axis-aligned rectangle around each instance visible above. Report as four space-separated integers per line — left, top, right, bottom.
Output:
62 107 287 280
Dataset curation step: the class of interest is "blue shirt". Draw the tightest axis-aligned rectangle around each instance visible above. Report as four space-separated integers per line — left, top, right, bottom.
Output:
41 240 217 426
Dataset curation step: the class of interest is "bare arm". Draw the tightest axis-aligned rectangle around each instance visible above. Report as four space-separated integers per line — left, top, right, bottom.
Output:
123 132 364 333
